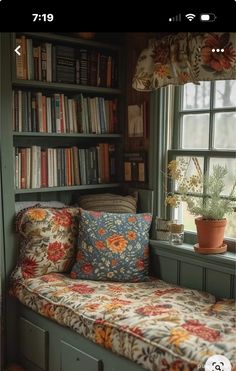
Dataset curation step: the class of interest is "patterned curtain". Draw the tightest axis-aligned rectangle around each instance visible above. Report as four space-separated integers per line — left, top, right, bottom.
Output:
132 32 236 91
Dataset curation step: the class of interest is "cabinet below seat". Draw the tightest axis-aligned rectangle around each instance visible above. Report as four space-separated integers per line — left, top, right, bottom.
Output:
20 317 48 370
60 340 103 371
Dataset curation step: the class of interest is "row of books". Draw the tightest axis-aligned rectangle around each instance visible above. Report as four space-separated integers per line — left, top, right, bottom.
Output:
16 36 118 88
14 144 116 189
13 90 118 134
124 152 146 182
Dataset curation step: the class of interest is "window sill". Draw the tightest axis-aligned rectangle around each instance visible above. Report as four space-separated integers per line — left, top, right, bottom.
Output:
149 239 236 273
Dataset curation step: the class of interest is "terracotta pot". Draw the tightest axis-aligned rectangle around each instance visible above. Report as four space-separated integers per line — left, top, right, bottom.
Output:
195 217 227 249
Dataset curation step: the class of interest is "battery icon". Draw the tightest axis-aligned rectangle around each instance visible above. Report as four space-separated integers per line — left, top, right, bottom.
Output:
200 13 216 21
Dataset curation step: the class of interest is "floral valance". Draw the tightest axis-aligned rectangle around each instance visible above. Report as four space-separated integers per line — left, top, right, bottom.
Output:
132 32 236 91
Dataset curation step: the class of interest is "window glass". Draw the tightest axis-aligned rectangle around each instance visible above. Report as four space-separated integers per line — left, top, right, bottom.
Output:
225 213 236 239
214 80 236 108
209 158 236 196
183 82 210 110
174 200 197 232
214 112 236 149
182 114 209 149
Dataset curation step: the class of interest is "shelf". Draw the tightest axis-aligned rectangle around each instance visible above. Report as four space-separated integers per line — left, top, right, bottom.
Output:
19 33 121 52
15 183 121 194
12 80 122 95
13 132 122 138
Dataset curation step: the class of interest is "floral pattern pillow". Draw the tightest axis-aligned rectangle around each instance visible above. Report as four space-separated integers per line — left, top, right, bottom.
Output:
11 207 80 280
70 209 152 282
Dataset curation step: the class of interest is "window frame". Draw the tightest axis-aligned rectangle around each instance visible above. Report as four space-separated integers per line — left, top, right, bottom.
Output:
151 83 236 252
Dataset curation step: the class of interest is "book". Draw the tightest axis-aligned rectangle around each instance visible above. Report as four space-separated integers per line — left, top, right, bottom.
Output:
124 152 146 182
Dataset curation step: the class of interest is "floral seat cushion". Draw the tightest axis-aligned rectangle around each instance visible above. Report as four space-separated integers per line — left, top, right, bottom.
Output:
11 274 235 371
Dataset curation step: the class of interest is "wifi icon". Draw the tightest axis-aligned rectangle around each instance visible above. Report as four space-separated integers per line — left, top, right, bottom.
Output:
185 13 196 21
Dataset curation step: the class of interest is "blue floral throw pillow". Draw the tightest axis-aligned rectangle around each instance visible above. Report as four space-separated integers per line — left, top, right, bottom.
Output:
70 209 152 282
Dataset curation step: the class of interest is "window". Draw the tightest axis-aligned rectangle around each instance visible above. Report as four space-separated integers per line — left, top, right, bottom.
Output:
168 80 236 247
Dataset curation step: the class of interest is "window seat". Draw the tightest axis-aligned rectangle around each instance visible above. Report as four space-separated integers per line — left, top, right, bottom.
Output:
11 273 235 371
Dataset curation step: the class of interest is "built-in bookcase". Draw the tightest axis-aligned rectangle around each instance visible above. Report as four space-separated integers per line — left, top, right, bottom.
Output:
12 32 124 203
0 32 125 364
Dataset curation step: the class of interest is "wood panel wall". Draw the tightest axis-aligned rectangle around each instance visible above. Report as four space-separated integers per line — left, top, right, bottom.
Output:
124 32 155 154
150 241 235 299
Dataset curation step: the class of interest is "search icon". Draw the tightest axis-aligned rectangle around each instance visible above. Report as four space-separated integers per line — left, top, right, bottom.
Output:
205 355 231 371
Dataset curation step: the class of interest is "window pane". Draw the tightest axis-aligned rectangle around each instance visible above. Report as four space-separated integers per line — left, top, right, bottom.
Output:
214 80 236 108
174 201 197 232
175 156 204 193
225 213 236 239
182 114 209 149
214 112 236 149
209 158 236 196
183 82 210 110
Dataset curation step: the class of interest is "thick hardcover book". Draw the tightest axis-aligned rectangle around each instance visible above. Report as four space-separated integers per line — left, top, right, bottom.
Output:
56 45 75 84
89 50 99 86
79 48 88 85
16 38 24 79
99 54 108 87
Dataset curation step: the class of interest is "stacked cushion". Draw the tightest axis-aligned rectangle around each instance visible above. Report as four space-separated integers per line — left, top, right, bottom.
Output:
78 193 137 213
15 201 66 213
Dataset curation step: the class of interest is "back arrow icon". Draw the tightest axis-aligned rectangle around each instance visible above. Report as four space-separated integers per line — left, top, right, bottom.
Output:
15 45 21 56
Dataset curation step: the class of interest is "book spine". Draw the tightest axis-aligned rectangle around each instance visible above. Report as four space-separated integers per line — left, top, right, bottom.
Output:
41 150 48 187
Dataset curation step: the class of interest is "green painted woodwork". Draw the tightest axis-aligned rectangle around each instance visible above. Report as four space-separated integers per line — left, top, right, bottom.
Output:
150 240 235 298
156 256 178 284
14 132 122 138
0 32 126 367
61 341 102 371
0 113 5 371
232 275 236 298
22 32 121 52
180 262 203 291
15 183 121 194
206 270 231 299
13 79 122 95
0 32 18 364
168 149 236 158
20 317 48 370
0 35 5 370
20 306 145 371
128 188 154 214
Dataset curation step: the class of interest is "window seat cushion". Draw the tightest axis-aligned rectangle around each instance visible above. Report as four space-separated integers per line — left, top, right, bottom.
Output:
10 274 235 371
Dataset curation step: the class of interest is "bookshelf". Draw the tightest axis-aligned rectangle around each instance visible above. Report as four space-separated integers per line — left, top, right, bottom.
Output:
10 32 124 200
0 32 125 363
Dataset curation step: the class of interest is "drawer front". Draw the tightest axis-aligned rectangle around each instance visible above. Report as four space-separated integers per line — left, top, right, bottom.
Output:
60 340 103 371
20 317 48 370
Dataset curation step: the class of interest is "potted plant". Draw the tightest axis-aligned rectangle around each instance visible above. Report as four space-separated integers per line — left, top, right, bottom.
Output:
165 158 236 254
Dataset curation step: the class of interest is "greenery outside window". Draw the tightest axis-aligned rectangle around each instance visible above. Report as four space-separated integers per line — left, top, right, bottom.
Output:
169 80 236 251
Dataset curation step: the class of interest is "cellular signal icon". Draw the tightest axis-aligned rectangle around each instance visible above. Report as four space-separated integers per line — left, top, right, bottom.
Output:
185 13 196 21
169 14 181 22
